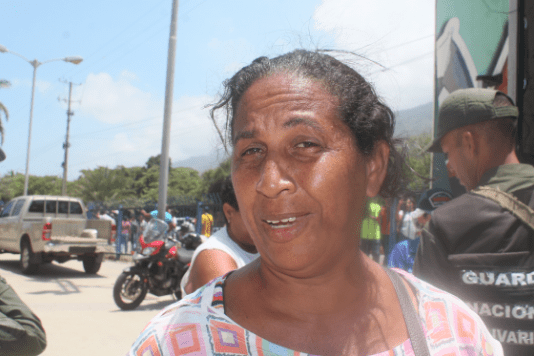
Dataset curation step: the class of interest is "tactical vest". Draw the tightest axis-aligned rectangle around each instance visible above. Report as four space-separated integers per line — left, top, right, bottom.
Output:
448 187 534 355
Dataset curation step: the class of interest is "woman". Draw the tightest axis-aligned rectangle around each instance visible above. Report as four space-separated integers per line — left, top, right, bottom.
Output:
120 212 131 253
396 196 416 241
129 50 501 355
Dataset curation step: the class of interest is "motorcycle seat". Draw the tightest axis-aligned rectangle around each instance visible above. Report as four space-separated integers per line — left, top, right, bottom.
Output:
177 248 194 264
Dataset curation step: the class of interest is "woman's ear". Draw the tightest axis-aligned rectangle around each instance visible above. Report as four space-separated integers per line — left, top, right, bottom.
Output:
366 140 390 197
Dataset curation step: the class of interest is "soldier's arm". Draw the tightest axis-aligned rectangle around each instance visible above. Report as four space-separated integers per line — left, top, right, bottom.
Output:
0 277 46 356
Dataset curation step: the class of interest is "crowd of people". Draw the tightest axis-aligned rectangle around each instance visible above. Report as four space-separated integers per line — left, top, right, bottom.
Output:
94 208 199 254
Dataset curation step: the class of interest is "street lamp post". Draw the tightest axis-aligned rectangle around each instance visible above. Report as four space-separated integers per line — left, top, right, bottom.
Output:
0 45 82 196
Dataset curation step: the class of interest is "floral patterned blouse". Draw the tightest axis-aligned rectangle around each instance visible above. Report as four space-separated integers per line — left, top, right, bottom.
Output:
127 269 503 356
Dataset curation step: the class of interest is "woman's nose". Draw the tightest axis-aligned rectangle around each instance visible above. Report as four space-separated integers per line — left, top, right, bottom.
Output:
256 159 295 198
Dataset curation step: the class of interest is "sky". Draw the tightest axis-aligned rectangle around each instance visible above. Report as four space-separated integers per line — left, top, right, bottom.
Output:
0 0 435 181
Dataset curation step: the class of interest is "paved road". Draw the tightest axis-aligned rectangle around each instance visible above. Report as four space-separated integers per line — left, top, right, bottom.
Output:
0 254 179 355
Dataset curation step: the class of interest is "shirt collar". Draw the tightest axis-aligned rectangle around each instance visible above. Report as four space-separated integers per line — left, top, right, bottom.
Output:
476 163 534 193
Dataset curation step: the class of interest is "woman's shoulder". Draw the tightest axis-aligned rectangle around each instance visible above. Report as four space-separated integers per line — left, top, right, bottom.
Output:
393 269 503 355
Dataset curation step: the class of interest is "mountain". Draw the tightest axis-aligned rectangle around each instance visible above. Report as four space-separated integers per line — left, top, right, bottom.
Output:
394 102 433 137
173 102 434 172
172 151 229 173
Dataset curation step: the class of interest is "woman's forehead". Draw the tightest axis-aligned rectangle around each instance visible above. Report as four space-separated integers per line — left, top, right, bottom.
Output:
242 73 334 106
231 74 342 140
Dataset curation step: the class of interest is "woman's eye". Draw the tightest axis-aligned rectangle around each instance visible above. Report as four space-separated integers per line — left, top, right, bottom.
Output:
242 147 262 156
295 141 320 149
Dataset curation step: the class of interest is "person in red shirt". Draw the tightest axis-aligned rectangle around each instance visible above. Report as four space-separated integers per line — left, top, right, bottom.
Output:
377 198 391 262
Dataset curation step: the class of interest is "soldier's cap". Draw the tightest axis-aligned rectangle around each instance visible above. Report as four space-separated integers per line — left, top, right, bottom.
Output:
418 188 453 213
426 88 519 153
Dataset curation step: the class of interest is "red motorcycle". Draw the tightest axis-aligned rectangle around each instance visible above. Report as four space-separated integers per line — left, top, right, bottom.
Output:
113 218 200 310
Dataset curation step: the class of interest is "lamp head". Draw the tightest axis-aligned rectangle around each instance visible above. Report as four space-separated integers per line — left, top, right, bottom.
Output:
0 45 8 53
64 56 83 65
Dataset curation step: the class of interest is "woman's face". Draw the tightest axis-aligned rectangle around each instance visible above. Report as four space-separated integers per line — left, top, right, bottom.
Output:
231 73 388 276
406 199 414 211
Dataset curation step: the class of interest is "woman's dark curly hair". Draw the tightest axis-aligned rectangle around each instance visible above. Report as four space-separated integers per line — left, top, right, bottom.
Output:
209 49 404 198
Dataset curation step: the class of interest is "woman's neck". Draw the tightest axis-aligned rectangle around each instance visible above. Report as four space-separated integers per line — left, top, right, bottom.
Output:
231 250 376 319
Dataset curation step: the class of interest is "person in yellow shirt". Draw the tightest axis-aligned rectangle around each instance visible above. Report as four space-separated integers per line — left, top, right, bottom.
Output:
360 200 381 262
201 206 214 237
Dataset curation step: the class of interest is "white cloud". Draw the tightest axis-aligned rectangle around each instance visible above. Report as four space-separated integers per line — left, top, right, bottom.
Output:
223 61 245 75
119 70 139 82
35 80 53 93
207 38 252 63
313 0 435 110
72 72 224 173
11 78 53 94
79 72 159 124
109 132 137 153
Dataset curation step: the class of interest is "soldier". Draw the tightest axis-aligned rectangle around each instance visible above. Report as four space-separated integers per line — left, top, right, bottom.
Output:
414 88 534 355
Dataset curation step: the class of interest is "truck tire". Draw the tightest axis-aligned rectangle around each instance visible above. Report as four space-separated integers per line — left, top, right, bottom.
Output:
20 240 39 275
83 254 103 274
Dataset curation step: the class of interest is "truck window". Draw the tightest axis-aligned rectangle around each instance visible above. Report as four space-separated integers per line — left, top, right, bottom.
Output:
46 201 57 214
0 201 14 217
11 200 25 216
28 200 44 213
70 202 83 215
58 201 69 214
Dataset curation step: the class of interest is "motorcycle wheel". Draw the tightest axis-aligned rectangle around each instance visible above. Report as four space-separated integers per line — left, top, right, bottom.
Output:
113 272 148 310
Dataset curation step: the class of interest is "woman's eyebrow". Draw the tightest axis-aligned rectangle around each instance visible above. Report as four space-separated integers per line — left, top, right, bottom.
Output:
233 130 255 145
283 117 323 132
233 118 323 145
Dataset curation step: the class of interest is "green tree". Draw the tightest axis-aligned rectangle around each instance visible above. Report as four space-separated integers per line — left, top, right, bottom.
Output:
27 176 62 196
0 102 7 145
0 80 11 145
403 131 432 193
76 167 123 202
195 158 231 197
0 172 24 202
169 167 202 197
0 174 62 201
145 154 171 170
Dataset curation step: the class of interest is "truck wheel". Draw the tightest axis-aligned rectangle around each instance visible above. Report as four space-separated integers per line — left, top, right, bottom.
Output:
20 241 39 275
83 254 103 274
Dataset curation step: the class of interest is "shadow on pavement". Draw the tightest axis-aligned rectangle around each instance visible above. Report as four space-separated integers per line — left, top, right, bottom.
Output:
0 258 104 280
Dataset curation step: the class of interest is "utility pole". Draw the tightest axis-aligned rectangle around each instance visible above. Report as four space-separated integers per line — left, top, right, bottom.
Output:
157 0 180 221
59 81 80 196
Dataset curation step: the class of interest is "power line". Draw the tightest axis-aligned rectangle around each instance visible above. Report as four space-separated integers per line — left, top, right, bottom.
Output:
68 122 210 170
62 0 169 78
70 103 204 139
371 51 433 75
381 34 434 51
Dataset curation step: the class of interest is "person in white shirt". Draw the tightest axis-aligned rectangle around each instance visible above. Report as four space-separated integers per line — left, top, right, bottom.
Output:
181 176 258 295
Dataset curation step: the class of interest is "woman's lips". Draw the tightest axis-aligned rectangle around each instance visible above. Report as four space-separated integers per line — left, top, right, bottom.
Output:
264 216 296 228
261 214 309 242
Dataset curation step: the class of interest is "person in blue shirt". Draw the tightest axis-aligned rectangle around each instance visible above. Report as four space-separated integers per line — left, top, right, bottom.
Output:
140 209 175 231
388 188 452 272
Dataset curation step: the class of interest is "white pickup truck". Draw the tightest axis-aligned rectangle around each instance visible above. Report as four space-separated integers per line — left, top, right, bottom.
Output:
0 195 116 274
